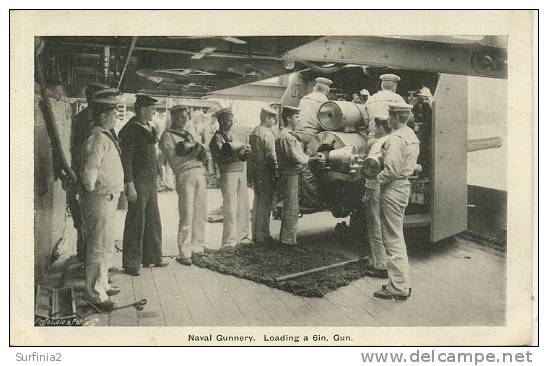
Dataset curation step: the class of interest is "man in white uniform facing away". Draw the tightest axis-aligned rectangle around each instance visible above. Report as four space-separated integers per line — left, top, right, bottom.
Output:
373 102 420 301
295 77 332 153
248 106 279 244
365 74 406 137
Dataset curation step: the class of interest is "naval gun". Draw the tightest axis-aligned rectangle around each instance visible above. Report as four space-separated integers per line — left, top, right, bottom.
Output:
303 101 371 219
298 90 503 241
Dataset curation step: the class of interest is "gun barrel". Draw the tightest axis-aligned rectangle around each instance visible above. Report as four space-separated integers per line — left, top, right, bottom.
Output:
467 137 503 152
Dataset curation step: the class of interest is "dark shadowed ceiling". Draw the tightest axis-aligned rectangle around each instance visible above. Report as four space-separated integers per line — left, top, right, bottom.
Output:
39 35 507 99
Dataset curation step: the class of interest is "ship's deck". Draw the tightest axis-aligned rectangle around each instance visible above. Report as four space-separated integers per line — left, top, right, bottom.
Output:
46 189 506 327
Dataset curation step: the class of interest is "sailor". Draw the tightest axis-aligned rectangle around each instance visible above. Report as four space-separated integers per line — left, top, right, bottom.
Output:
360 89 371 104
365 74 406 137
79 88 124 311
373 102 419 300
119 94 168 276
295 77 333 153
361 118 392 279
248 106 279 244
69 82 108 264
413 86 433 177
209 108 251 247
277 106 324 245
159 105 208 266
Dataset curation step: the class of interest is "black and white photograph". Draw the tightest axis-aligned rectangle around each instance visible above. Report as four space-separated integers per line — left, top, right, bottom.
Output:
10 10 535 347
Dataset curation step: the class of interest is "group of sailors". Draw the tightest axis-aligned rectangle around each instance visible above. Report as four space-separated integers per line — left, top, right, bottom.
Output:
294 74 421 301
69 72 421 311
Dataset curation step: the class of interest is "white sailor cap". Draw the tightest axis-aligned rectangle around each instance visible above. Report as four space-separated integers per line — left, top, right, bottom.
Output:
315 77 333 86
214 107 233 119
91 88 121 105
416 86 433 98
169 105 188 113
261 106 278 115
380 74 401 82
388 102 413 112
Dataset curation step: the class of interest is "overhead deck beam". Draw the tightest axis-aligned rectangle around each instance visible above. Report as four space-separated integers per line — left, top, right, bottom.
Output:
206 83 286 102
283 36 507 79
50 41 282 61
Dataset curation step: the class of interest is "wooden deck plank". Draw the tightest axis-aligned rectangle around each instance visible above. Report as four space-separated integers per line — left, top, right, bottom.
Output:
132 268 166 326
355 272 458 328
109 272 138 326
334 285 386 326
323 288 381 326
151 266 194 326
355 274 445 327
407 253 506 326
173 266 222 326
266 288 314 326
238 278 299 326
270 288 329 326
302 296 355 326
211 270 275 325
346 280 412 326
66 224 505 328
191 266 249 326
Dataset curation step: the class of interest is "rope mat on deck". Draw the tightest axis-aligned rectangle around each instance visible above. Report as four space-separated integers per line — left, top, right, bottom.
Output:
191 243 369 297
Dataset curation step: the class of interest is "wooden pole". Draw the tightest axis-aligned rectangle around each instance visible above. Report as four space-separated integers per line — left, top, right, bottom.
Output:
35 38 78 184
117 36 138 90
275 257 362 282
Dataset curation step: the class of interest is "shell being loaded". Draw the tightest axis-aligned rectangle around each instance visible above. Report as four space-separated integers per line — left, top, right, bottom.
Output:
317 101 369 132
304 130 371 218
323 147 365 175
308 130 369 182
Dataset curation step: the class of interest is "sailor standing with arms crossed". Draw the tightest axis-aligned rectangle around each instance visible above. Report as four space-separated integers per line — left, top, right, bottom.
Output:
209 108 252 247
160 105 209 265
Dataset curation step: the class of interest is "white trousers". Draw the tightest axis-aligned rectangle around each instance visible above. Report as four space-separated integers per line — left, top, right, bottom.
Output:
175 167 207 258
81 193 119 303
220 170 250 246
380 181 411 295
280 174 299 245
366 185 388 269
252 173 274 243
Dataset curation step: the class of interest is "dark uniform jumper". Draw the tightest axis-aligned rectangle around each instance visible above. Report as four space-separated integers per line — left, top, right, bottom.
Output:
119 117 163 269
69 107 92 262
209 127 250 246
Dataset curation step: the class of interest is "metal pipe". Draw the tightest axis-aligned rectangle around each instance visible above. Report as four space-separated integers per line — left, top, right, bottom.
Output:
103 46 110 84
275 257 362 282
117 36 138 90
